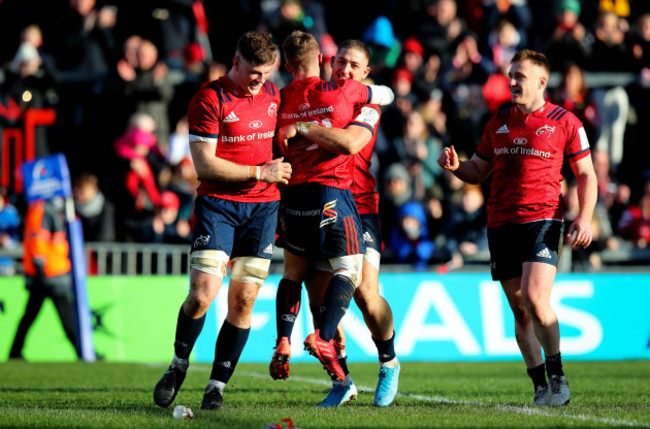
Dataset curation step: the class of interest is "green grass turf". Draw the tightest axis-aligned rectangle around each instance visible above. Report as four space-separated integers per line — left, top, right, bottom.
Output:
1 360 648 428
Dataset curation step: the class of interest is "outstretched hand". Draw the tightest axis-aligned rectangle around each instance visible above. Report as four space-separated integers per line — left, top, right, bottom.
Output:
261 157 292 185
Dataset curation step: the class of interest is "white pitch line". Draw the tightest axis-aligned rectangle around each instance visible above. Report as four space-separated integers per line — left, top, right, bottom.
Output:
239 371 647 428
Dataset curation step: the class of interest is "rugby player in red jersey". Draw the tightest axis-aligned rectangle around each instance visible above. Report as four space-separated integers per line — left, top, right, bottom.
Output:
153 31 292 411
270 31 393 393
438 50 597 407
269 39 400 408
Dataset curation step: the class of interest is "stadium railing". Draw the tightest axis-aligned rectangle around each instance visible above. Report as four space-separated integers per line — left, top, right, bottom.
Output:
1 241 650 276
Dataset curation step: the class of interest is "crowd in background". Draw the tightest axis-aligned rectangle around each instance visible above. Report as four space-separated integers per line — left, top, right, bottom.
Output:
1 0 650 273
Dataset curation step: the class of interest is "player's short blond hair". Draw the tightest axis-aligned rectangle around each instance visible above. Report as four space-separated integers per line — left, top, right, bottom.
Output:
282 30 320 71
236 31 277 66
512 49 551 76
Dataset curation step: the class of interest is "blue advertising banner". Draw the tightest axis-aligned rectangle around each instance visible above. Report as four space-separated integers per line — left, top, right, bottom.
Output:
21 153 72 203
194 273 650 363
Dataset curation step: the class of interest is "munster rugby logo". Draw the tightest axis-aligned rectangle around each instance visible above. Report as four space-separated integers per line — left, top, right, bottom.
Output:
268 102 277 117
194 235 210 248
536 125 555 136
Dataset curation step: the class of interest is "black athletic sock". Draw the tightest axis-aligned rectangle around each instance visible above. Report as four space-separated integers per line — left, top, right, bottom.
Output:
174 306 206 360
338 354 350 376
318 275 355 341
373 331 397 363
545 352 564 377
275 278 302 342
309 304 321 327
210 320 250 383
527 363 548 389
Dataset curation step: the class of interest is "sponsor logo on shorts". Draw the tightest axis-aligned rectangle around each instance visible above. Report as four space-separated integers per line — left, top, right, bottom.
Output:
536 248 552 259
263 243 274 254
363 231 374 243
216 361 232 368
320 199 338 228
194 234 210 248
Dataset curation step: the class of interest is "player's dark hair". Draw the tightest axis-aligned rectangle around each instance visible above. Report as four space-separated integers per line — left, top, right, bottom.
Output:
236 31 277 65
337 39 371 63
512 49 551 76
282 30 320 70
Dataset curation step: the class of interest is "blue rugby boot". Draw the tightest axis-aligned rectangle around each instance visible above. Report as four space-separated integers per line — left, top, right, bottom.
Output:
373 362 400 407
317 380 358 407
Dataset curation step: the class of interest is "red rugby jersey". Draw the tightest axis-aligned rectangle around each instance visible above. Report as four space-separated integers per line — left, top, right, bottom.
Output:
187 75 281 202
349 104 381 214
476 101 591 227
278 77 372 189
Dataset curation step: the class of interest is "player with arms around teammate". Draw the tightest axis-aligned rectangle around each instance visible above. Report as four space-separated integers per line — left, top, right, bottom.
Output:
270 40 399 408
438 50 596 406
271 31 394 391
153 31 292 411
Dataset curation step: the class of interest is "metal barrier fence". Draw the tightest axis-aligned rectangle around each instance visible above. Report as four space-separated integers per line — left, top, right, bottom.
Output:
1 241 649 277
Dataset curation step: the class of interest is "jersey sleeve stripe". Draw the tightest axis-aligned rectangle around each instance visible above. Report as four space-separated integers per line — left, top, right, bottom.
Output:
567 147 590 161
547 106 566 120
555 110 568 120
347 122 375 135
366 85 373 104
190 130 218 139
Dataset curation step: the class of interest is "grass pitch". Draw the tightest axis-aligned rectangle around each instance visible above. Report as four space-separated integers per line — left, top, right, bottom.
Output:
1 360 648 428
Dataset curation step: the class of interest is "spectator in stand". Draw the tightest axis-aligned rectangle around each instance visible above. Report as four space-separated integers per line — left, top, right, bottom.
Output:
142 190 192 244
258 0 328 48
545 0 592 70
72 171 115 242
417 0 475 70
380 163 413 246
113 112 163 241
589 9 632 71
442 183 488 269
481 0 532 48
412 50 443 102
618 174 650 248
4 41 59 156
387 201 435 270
391 110 444 202
399 37 426 77
123 39 174 149
166 157 198 226
592 149 630 243
381 67 419 142
483 19 523 76
0 187 21 276
631 13 650 71
551 62 599 144
166 115 191 167
419 88 449 144
50 0 118 78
